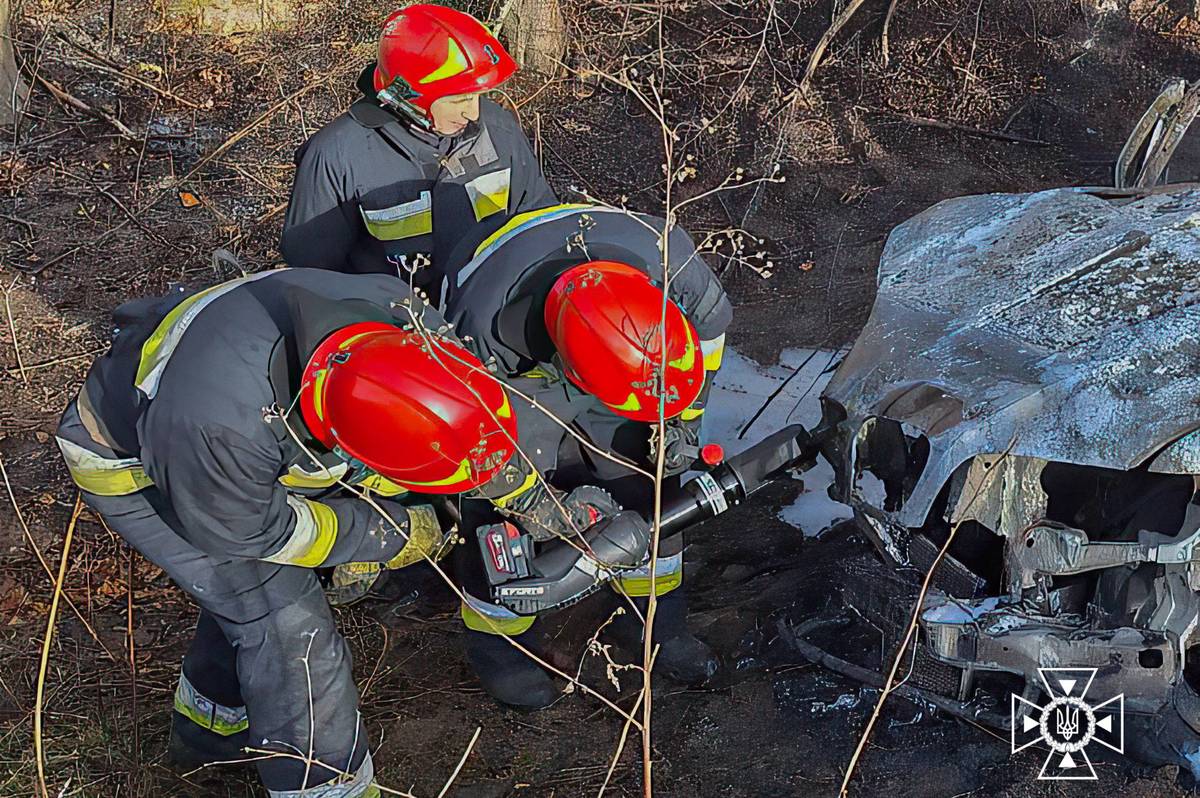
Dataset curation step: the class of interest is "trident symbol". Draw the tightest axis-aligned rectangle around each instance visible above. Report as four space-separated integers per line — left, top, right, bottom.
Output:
1055 705 1080 740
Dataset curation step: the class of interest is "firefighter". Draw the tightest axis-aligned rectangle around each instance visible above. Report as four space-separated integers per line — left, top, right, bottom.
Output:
442 204 734 701
280 4 557 303
55 268 648 795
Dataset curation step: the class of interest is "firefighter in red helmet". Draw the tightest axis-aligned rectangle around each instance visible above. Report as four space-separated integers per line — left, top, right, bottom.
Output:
281 4 557 304
443 206 733 705
56 269 647 796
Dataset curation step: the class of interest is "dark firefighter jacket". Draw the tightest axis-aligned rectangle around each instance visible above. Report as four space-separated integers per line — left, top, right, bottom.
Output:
55 269 453 570
441 205 734 476
280 65 557 304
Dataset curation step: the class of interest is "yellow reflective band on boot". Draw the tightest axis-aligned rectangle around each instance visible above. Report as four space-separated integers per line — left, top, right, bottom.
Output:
460 595 535 635
174 671 248 737
55 436 153 496
384 505 446 568
263 496 339 567
266 751 379 798
612 552 684 597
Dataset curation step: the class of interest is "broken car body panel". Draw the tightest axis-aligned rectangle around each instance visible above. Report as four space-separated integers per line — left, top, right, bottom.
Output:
819 181 1200 770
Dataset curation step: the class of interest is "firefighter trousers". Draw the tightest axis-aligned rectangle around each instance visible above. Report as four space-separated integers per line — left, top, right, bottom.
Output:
83 488 376 796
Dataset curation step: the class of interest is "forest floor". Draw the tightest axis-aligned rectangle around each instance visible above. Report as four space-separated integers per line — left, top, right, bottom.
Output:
2 0 1200 795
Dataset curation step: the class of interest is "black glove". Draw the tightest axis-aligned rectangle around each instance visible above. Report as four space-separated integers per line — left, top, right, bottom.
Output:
652 417 702 475
505 482 622 541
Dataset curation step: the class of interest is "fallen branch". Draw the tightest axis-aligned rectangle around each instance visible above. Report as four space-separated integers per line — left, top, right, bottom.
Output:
798 0 869 95
880 111 1050 146
33 74 138 140
881 0 902 67
436 726 482 798
775 618 1008 729
2 277 28 385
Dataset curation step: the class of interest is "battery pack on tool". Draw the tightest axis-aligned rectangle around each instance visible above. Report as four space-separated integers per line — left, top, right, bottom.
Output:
477 521 534 586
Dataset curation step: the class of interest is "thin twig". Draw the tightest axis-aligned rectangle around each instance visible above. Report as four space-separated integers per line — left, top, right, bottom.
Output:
436 726 482 798
33 74 138 140
2 278 28 385
34 495 83 798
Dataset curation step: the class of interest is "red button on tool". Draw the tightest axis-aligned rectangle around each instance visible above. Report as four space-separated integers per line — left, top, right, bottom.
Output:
701 444 725 466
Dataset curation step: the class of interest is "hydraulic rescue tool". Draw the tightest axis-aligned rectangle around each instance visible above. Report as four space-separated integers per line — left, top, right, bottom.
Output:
478 423 826 614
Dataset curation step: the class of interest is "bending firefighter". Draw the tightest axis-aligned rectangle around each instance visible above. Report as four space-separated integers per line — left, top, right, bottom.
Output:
281 4 556 302
55 269 648 796
443 204 734 709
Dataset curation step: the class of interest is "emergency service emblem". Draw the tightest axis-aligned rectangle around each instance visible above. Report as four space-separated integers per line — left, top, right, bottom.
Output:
1010 667 1124 780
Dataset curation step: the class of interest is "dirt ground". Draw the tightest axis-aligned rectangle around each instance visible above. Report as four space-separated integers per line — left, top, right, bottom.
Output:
2 0 1200 796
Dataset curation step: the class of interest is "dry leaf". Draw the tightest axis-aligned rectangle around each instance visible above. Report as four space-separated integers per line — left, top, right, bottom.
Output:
799 260 816 272
179 191 201 208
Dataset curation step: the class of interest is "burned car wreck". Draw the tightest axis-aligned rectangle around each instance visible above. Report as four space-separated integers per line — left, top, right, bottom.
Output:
817 179 1200 770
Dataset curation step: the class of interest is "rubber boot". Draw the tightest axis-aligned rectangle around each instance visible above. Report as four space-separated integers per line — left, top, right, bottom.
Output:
464 629 560 711
609 590 719 686
167 710 250 771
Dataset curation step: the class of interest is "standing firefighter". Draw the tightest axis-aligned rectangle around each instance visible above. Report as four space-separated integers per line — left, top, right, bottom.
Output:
55 269 648 796
281 4 556 302
443 204 734 703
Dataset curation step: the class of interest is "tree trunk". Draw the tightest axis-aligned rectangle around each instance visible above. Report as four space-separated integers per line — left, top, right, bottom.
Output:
165 0 297 34
0 0 29 126
506 0 567 77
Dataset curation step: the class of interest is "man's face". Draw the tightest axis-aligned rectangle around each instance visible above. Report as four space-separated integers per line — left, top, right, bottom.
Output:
429 92 482 136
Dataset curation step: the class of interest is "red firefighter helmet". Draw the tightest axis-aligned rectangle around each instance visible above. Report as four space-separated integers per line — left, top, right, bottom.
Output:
299 322 516 493
373 5 517 121
544 261 705 422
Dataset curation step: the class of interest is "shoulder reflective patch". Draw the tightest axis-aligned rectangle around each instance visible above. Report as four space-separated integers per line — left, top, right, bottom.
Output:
360 191 433 241
465 168 511 222
457 203 594 288
136 272 276 399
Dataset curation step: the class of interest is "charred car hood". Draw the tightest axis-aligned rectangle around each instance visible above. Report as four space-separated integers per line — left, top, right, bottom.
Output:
822 184 1200 527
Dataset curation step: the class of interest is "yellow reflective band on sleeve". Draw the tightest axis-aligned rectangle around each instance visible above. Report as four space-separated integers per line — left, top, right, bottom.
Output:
56 436 153 496
460 599 536 636
612 553 683 597
668 324 696 372
278 461 349 491
384 505 446 568
360 192 433 241
420 38 469 84
701 333 725 372
680 406 705 421
490 470 538 509
264 496 339 567
174 671 249 737
359 473 408 497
